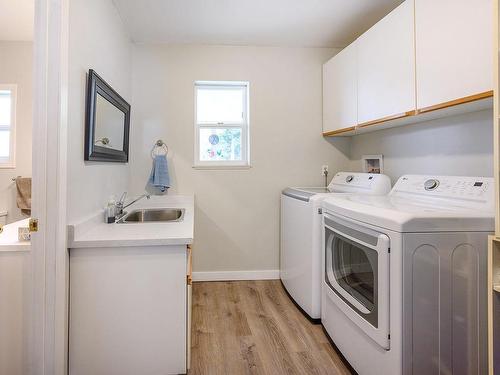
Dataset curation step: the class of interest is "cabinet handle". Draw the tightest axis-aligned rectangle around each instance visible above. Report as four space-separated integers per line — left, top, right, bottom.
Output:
187 245 193 285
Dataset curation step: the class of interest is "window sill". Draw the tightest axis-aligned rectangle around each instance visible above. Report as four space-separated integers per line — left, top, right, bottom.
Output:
0 164 16 169
192 165 252 170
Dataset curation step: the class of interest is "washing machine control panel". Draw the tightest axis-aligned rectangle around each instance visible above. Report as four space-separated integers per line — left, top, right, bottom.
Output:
393 175 494 202
331 172 378 188
328 172 392 195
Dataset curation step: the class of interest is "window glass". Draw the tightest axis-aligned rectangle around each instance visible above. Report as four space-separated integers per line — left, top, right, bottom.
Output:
0 130 10 158
199 128 242 161
0 91 12 127
197 86 244 124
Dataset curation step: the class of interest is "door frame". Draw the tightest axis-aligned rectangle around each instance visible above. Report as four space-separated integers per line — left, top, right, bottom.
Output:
32 0 69 374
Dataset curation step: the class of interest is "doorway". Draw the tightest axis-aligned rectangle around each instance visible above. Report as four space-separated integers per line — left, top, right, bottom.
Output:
0 0 69 374
0 1 35 374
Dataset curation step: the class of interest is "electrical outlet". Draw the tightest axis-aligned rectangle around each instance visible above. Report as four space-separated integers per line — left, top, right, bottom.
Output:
321 165 329 176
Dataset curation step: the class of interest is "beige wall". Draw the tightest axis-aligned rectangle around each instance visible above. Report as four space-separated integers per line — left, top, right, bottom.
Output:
0 42 32 224
73 35 492 274
129 44 350 272
349 110 493 183
67 0 132 223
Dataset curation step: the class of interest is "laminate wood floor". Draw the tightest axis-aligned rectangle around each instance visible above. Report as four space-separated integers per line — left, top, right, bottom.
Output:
189 280 352 375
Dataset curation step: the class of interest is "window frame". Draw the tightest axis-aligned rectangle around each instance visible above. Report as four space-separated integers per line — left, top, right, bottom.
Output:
0 84 17 169
194 81 250 168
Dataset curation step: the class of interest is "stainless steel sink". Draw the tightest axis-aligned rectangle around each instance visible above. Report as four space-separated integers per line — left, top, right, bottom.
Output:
117 208 185 223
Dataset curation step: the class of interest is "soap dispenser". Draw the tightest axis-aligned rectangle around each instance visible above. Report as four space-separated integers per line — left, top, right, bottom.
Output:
104 196 116 223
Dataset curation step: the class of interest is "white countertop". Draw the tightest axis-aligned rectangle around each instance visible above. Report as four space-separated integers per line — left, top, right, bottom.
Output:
0 218 31 252
67 195 194 249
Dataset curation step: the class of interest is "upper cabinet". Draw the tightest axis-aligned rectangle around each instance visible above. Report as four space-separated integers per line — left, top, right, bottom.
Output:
357 0 416 126
323 0 494 137
323 42 357 135
415 0 493 111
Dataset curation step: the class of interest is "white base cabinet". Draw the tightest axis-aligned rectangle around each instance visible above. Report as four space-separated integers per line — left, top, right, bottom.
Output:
69 245 188 375
0 251 31 375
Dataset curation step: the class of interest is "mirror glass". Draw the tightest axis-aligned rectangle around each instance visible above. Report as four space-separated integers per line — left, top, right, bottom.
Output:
94 94 125 151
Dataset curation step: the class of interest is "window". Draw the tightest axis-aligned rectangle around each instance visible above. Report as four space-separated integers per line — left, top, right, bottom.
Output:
194 81 249 168
0 85 16 168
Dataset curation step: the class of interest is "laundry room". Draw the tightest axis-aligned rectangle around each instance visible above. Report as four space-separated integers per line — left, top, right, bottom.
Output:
0 0 499 374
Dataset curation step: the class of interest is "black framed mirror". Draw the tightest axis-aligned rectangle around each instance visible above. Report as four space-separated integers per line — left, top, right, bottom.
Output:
84 69 130 162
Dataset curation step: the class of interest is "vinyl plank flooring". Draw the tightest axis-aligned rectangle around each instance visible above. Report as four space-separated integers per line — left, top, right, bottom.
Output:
189 280 352 375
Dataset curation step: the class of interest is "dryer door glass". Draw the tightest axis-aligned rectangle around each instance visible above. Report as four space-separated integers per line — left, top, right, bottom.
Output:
334 235 377 310
325 227 379 328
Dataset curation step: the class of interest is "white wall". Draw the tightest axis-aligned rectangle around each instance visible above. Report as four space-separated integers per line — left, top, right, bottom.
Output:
130 45 350 273
349 110 493 183
67 0 132 223
0 42 32 224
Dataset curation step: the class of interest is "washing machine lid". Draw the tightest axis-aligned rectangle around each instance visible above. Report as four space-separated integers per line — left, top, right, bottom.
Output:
282 187 330 202
322 175 495 232
282 172 392 202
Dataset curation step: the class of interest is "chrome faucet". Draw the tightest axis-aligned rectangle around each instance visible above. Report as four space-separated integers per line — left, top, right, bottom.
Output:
115 192 151 219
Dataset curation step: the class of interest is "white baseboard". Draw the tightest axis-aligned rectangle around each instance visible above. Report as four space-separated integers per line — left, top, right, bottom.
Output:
192 269 280 282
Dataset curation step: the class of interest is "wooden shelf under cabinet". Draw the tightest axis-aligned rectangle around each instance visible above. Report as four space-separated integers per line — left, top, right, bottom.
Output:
418 91 494 114
323 91 493 138
322 126 356 137
357 110 417 129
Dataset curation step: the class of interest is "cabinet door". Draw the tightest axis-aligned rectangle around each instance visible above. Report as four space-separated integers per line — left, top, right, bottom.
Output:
357 0 416 125
0 252 31 375
69 246 187 375
415 0 493 110
322 42 357 133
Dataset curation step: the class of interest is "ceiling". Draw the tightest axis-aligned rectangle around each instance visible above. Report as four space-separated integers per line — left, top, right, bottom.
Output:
0 0 34 41
113 0 403 48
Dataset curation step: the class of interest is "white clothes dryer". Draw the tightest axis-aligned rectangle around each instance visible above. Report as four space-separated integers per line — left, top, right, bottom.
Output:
321 175 494 375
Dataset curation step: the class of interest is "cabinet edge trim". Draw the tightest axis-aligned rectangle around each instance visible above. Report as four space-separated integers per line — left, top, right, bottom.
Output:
322 126 356 137
358 110 417 128
322 91 493 137
418 91 493 114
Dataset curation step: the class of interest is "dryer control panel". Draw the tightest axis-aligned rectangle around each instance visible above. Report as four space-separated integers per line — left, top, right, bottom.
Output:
392 175 494 208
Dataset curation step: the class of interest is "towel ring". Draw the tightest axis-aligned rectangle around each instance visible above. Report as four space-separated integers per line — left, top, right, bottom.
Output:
151 139 168 158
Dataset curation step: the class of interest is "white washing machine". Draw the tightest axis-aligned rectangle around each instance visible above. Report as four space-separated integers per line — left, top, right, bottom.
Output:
280 172 391 320
321 175 494 375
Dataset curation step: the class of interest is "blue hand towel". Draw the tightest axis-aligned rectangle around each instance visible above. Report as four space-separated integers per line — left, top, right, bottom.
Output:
148 154 170 192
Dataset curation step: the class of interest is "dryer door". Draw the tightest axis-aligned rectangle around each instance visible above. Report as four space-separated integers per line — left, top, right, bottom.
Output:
324 212 390 349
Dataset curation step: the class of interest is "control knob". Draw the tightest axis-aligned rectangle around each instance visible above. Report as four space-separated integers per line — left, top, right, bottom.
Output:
424 179 439 191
